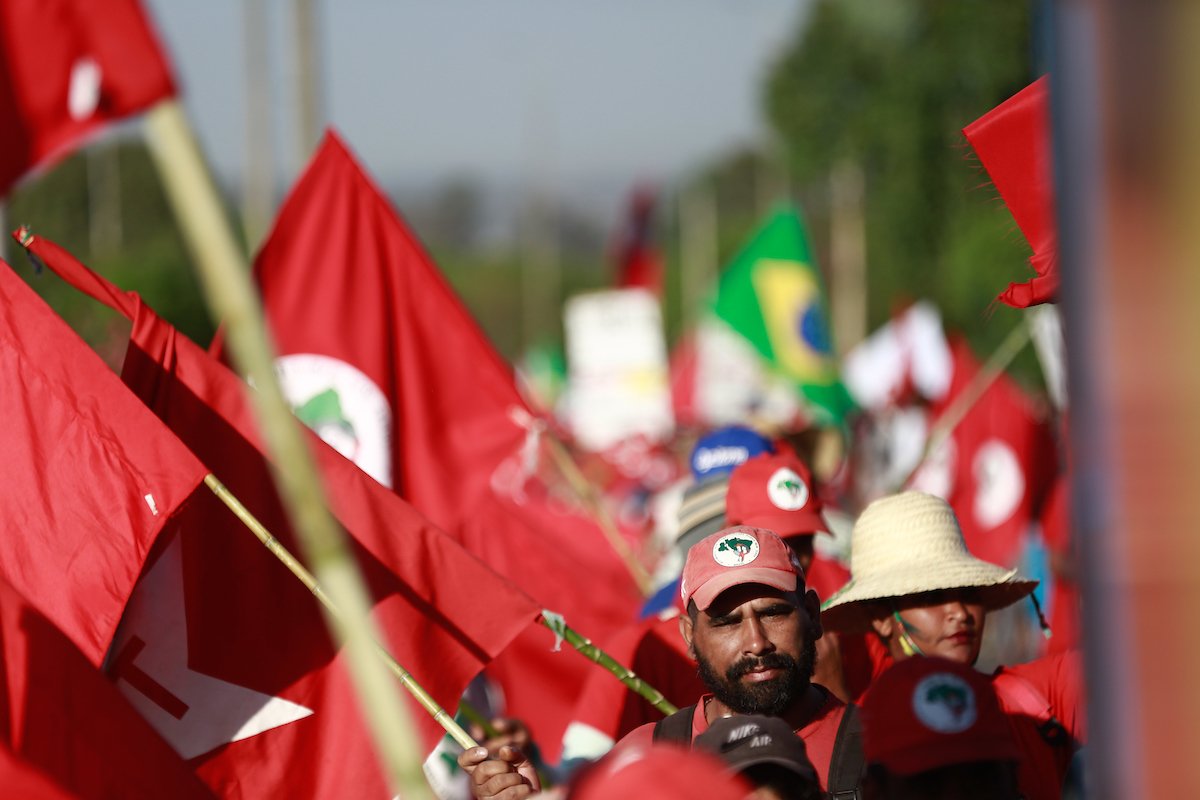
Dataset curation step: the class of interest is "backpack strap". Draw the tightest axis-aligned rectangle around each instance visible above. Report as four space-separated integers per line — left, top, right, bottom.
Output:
826 702 865 800
652 704 697 745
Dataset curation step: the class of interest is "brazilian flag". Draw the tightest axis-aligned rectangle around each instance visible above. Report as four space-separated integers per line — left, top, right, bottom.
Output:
710 206 854 425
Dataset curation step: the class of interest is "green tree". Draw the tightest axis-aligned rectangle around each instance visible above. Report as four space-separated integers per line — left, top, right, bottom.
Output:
765 0 1041 374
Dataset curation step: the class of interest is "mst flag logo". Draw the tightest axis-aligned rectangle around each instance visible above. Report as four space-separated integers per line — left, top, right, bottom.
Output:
767 467 810 511
712 533 760 567
276 354 392 487
912 673 977 734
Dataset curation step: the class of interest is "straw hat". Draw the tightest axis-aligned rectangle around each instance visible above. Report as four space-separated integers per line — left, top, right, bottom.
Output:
820 492 1037 633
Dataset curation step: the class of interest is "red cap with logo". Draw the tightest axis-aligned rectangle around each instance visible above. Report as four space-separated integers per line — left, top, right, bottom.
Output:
862 656 1020 776
680 526 803 611
725 452 826 537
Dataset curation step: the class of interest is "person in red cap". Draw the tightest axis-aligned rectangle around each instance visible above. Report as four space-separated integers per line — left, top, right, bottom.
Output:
860 657 1021 799
695 714 824 800
459 526 865 799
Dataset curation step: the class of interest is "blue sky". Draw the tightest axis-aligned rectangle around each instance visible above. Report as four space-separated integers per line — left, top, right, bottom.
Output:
144 0 808 218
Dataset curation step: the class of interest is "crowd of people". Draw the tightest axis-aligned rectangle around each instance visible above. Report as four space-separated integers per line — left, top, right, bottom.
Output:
452 427 1083 799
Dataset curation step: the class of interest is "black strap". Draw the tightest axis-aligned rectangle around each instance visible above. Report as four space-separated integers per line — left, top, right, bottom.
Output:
826 702 865 800
652 703 696 744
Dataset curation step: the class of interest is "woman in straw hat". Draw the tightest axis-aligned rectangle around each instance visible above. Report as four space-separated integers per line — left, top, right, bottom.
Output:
821 491 1084 800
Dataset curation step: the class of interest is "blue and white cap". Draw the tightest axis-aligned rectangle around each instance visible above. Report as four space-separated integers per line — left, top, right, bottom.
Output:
689 426 774 484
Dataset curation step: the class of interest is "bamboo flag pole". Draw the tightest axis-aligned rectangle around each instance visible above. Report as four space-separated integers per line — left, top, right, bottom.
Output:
539 613 677 716
204 473 478 753
142 99 428 798
897 318 1033 491
543 433 654 596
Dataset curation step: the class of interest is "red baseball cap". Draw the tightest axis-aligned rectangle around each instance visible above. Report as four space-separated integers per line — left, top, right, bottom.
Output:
567 743 751 800
681 526 803 611
725 452 826 537
862 657 1020 776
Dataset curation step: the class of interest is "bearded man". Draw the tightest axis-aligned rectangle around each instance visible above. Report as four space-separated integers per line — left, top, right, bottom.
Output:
460 526 865 799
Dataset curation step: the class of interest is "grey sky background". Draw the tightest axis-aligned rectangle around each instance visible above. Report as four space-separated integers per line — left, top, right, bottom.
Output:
143 0 809 228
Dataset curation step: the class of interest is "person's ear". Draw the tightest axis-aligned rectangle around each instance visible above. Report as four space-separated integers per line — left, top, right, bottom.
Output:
803 589 823 641
870 613 894 641
679 614 697 661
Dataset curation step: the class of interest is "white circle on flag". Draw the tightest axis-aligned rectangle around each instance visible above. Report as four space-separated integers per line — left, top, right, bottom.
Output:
275 354 393 488
972 439 1024 529
912 673 977 734
712 533 760 567
68 58 102 120
766 467 810 511
909 437 956 500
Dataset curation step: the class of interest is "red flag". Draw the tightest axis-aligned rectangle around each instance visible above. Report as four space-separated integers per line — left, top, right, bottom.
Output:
0 0 175 195
232 132 643 759
917 340 1057 568
18 232 544 797
0 574 213 799
0 259 204 664
963 77 1058 308
611 185 664 295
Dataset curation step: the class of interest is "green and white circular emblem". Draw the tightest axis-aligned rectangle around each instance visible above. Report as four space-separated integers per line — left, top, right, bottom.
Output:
912 673 977 734
275 354 392 488
712 533 760 567
766 467 810 511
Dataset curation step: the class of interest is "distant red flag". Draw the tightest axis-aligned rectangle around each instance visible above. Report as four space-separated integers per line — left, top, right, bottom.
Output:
0 573 213 799
612 186 664 295
0 259 204 664
920 340 1057 568
963 77 1058 308
0 0 175 196
231 131 642 760
18 231 544 797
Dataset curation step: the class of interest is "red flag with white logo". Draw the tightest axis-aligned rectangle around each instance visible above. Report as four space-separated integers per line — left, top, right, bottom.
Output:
0 259 204 664
0 573 213 799
18 231 544 797
0 0 175 196
915 340 1057 568
228 132 642 760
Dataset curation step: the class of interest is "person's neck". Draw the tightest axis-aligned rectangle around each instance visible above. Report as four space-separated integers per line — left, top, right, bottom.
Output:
704 682 825 729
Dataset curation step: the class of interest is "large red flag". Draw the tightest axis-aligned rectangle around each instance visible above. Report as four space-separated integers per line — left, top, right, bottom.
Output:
0 573 213 799
0 259 204 664
914 340 1057 568
963 77 1058 308
234 132 642 759
18 232 544 797
0 0 175 196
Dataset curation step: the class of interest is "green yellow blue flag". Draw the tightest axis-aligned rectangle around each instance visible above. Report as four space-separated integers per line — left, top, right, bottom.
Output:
710 206 853 424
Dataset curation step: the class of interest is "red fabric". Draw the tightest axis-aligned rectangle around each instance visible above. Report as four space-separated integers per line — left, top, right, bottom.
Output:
228 131 641 760
924 340 1057 568
619 690 848 792
1040 475 1080 654
569 743 749 800
725 451 827 536
0 0 174 196
993 651 1085 800
566 613 702 745
0 259 204 664
963 76 1058 308
0 574 212 799
668 332 699 427
612 186 663 295
805 554 851 607
20 232 544 797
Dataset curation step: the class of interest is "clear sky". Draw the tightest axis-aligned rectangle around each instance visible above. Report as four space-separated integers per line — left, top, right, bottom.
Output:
143 0 809 218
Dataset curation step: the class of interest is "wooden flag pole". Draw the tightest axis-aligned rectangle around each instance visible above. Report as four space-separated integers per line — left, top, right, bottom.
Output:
539 613 678 716
543 433 654 596
898 318 1033 491
143 98 429 798
204 473 479 753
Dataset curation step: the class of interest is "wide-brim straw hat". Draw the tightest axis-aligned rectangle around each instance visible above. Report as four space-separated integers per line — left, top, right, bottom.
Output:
821 491 1038 633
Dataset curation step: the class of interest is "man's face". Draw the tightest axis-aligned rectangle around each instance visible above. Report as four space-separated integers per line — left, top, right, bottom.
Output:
871 588 987 665
681 584 821 716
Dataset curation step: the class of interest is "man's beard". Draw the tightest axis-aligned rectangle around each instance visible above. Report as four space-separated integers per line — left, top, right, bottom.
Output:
695 637 817 717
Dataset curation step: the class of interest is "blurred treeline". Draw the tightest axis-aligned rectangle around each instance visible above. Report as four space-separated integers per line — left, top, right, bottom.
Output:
8 0 1042 385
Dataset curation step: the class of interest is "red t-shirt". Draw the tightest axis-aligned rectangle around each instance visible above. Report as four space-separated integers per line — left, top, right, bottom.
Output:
992 651 1085 800
616 689 848 792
